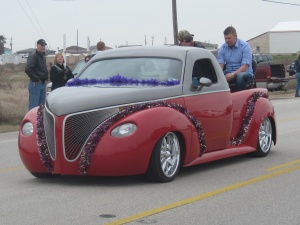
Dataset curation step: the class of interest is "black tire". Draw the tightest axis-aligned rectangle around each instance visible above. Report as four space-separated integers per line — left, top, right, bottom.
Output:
253 117 272 157
30 172 61 178
146 132 181 183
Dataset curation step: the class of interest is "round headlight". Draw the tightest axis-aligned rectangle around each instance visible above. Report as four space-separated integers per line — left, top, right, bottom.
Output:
22 122 33 136
111 123 136 137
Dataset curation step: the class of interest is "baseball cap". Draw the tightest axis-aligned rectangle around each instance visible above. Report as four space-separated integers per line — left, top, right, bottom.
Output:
37 39 47 46
177 30 194 42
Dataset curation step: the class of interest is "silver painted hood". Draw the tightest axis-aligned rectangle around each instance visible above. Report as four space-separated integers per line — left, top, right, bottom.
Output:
46 85 182 116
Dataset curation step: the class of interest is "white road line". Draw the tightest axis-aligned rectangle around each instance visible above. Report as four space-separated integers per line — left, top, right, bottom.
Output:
0 139 18 144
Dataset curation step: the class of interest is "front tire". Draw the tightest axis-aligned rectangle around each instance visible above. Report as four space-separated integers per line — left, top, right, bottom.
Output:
146 132 181 183
254 117 272 157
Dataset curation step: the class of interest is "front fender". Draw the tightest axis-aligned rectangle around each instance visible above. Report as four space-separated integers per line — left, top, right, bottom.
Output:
18 107 49 173
86 106 201 176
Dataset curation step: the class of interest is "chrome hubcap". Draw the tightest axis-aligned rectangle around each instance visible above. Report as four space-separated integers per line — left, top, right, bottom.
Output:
160 132 180 177
259 118 272 153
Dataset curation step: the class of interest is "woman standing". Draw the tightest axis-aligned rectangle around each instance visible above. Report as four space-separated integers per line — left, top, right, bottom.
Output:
294 54 300 97
50 53 74 91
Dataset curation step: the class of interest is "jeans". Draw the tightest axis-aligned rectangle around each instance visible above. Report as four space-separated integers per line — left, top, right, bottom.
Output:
28 80 46 111
224 70 253 91
296 72 300 97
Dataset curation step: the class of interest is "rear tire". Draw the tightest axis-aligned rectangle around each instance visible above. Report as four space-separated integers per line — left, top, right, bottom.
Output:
253 117 272 157
146 132 181 183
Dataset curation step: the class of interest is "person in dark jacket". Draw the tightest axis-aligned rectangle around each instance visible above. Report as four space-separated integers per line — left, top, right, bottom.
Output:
50 53 74 91
294 54 300 97
25 39 48 110
177 30 205 48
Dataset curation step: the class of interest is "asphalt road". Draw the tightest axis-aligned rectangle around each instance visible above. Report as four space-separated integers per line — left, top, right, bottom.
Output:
1 96 300 225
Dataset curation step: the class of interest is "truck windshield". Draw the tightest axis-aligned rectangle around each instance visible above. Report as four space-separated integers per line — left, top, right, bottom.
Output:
78 57 182 83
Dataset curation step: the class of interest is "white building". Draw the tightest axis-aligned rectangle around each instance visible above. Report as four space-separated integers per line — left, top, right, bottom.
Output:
247 21 300 54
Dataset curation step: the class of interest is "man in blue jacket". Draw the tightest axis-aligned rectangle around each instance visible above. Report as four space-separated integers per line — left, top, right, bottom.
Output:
25 39 48 110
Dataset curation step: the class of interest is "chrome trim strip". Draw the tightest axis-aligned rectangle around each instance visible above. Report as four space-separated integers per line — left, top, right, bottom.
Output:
44 105 56 160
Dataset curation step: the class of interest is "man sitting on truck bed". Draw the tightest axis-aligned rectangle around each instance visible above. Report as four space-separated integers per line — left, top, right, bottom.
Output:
217 26 253 91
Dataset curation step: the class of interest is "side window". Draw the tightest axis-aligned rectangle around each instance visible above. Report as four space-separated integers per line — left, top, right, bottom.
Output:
267 54 274 62
262 55 268 62
192 59 218 83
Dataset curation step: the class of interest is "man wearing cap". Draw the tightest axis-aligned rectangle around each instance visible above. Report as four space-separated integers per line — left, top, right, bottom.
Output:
177 30 205 48
25 39 48 110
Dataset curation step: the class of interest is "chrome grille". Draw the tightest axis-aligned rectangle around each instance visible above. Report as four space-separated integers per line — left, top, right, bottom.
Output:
43 106 56 160
63 108 119 161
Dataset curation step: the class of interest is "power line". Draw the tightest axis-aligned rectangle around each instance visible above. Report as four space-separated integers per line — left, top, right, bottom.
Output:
25 0 51 48
17 0 42 38
261 0 300 6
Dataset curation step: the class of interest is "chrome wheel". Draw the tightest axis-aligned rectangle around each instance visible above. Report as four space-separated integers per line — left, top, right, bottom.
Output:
146 132 181 182
160 132 180 178
255 117 272 157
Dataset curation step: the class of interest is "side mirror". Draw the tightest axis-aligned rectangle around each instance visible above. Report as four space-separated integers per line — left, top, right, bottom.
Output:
199 77 212 87
192 77 212 90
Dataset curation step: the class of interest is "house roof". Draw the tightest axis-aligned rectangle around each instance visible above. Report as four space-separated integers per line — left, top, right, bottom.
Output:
57 46 86 52
16 48 56 55
270 21 300 32
247 32 268 42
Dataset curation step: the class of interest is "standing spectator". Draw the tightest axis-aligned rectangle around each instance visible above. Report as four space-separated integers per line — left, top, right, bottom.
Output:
294 54 300 97
50 53 74 91
25 39 48 110
217 26 253 91
177 30 205 48
89 41 106 60
84 55 93 63
96 41 106 52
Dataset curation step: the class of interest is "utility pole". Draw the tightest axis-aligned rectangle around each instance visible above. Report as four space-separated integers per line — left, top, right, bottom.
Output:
144 35 147 46
172 0 178 45
10 37 13 54
77 29 78 53
151 35 154 46
63 34 66 65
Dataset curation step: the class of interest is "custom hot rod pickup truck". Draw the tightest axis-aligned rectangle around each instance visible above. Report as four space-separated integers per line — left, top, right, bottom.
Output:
18 46 277 183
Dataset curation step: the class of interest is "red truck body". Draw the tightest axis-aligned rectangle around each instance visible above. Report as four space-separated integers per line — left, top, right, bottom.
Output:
255 63 289 91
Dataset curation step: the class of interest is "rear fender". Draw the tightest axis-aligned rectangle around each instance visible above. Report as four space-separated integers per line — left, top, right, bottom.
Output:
243 97 276 147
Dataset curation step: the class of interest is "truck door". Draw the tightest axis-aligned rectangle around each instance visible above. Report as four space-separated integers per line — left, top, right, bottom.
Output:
183 50 232 153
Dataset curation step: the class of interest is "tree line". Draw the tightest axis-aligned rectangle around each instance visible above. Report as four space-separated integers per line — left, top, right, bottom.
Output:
0 35 7 55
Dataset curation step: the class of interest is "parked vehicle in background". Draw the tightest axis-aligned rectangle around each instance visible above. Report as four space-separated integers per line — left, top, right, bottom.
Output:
286 62 295 76
253 53 274 65
46 59 85 94
253 53 288 91
71 59 86 76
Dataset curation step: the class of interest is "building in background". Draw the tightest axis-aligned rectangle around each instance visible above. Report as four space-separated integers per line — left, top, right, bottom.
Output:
3 47 12 55
16 48 56 56
248 21 300 54
58 46 88 54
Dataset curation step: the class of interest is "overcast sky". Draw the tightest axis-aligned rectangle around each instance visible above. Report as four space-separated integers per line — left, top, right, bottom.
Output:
2 0 300 52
